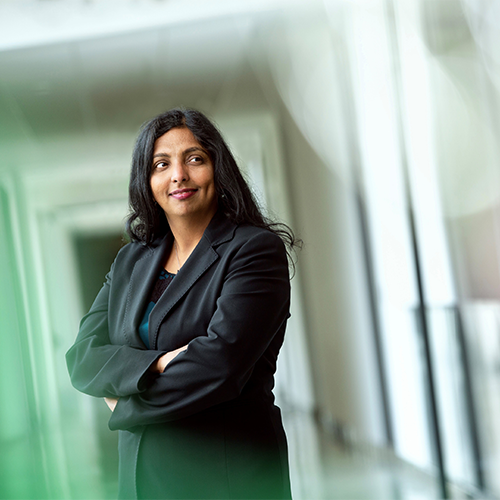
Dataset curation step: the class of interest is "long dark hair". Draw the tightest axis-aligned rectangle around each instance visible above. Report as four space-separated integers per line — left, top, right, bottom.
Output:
126 107 301 263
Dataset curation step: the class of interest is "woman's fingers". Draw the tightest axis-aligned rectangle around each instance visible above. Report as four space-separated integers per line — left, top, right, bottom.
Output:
104 397 119 411
157 344 189 373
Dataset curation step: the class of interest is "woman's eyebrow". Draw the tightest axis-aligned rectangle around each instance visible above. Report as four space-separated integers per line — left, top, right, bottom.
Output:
153 147 205 159
184 147 206 155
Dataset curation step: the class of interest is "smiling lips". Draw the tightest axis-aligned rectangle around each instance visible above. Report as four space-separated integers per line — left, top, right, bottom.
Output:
169 188 198 200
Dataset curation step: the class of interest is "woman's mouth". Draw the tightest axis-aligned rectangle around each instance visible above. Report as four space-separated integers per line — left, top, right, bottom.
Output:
169 188 198 200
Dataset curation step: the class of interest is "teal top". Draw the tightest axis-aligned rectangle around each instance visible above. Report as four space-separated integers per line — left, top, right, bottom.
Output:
139 269 176 348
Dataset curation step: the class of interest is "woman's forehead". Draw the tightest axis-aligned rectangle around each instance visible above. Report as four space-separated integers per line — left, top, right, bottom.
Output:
153 127 205 154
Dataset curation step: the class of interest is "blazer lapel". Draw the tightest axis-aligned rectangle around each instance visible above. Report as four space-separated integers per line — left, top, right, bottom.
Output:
148 236 218 349
148 211 237 350
122 235 171 347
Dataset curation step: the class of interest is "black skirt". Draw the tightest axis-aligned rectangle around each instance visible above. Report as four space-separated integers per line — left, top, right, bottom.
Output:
131 401 292 500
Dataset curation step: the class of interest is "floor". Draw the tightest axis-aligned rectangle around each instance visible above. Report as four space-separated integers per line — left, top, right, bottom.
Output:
4 402 492 500
283 410 445 500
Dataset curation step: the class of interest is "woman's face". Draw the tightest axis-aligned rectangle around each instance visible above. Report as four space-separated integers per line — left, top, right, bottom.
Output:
150 127 217 227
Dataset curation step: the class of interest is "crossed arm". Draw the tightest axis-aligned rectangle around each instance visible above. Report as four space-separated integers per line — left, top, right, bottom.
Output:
66 232 290 430
103 344 187 411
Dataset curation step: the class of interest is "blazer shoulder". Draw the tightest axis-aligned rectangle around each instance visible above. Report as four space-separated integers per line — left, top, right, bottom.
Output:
113 240 154 268
233 224 285 246
229 225 288 260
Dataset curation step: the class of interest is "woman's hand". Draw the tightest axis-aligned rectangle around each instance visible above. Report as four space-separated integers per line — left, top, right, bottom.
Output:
104 346 187 412
105 397 118 412
151 345 188 374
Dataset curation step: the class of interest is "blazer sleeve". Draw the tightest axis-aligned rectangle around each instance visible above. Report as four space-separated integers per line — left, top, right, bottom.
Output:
108 231 290 431
66 260 166 398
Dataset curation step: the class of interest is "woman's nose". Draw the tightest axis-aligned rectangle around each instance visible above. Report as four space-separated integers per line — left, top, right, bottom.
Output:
171 160 189 183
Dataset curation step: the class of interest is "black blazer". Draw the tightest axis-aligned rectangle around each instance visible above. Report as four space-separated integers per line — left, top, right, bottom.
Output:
66 211 292 500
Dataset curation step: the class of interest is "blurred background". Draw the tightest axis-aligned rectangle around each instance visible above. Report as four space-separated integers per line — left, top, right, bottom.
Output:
2 0 500 498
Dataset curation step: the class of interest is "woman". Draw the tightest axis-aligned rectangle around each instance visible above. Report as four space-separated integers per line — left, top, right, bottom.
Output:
66 108 299 500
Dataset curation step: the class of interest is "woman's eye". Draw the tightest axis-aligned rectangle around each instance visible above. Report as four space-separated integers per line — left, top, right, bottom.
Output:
155 161 169 169
189 156 203 164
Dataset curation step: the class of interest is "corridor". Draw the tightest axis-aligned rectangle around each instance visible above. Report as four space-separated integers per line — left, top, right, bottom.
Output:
2 0 500 498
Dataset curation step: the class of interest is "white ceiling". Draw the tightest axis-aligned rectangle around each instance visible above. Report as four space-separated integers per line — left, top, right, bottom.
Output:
0 4 289 168
0 0 311 52
0 0 479 171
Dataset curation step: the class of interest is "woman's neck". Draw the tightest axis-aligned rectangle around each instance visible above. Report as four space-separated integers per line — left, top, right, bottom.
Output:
165 212 216 270
171 225 204 255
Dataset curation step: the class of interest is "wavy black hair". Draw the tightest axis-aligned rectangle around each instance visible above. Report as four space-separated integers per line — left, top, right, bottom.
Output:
126 107 301 263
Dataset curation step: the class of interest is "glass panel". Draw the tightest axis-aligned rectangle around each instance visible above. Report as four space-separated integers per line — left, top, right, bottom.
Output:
462 303 500 494
427 307 475 485
0 185 46 499
349 0 433 470
393 0 477 487
379 301 433 468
